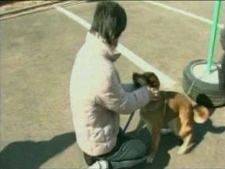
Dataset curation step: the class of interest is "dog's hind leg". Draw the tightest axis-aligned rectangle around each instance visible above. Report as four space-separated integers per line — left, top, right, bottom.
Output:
177 120 194 154
168 117 193 154
177 133 194 154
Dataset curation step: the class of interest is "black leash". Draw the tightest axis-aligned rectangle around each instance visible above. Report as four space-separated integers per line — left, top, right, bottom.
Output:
123 111 135 133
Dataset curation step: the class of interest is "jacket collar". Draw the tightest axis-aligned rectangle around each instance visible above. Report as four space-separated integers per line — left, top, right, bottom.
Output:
85 32 120 62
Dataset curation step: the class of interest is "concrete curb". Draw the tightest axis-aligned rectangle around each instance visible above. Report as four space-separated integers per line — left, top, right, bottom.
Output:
0 0 84 20
0 1 59 16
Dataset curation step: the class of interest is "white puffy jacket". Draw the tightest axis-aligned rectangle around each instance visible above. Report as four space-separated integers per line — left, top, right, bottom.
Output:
70 32 150 156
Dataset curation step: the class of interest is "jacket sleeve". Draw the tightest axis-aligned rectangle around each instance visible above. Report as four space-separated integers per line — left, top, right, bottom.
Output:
97 70 151 114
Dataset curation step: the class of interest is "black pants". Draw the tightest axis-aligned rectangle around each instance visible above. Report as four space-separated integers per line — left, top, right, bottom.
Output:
218 53 225 90
83 130 147 169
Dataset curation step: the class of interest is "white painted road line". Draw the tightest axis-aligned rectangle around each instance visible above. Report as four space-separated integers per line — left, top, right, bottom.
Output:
56 6 90 29
55 6 176 88
116 44 176 87
144 1 224 29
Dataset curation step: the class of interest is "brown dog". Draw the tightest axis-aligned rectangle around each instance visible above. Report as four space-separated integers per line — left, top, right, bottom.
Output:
133 72 209 163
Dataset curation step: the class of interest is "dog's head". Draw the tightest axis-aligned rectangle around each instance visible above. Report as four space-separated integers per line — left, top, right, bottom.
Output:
132 72 160 89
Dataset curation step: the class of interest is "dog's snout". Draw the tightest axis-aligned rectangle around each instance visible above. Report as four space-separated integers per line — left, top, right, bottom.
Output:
132 72 139 78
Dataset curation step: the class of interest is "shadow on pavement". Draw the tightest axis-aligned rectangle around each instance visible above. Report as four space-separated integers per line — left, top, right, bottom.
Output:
192 118 225 150
190 107 225 149
127 115 225 169
127 128 180 169
0 132 76 169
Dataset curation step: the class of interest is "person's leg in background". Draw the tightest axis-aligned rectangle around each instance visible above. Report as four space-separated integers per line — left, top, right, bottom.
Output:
219 26 225 90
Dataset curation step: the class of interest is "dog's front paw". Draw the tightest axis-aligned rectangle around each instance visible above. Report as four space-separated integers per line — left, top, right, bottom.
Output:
177 146 186 154
177 143 194 154
146 155 154 163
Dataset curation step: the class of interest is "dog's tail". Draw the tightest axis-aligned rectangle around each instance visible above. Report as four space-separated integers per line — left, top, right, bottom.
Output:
193 105 209 123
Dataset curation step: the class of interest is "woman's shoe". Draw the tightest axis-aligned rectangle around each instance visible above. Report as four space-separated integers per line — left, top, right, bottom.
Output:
88 160 109 169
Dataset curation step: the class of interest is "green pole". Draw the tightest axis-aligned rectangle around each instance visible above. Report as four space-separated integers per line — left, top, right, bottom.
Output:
206 0 221 72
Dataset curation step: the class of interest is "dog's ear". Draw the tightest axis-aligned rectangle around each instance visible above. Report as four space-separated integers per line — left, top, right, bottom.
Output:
132 72 147 87
145 72 160 89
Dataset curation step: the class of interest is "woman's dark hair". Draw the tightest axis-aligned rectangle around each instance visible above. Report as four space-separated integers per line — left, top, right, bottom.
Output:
90 1 127 46
220 26 225 51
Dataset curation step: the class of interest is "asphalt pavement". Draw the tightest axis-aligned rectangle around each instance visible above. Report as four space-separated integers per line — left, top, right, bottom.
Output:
1 1 225 169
